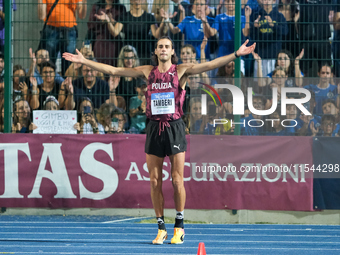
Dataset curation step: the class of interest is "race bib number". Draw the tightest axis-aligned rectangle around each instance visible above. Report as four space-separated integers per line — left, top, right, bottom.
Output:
151 92 175 115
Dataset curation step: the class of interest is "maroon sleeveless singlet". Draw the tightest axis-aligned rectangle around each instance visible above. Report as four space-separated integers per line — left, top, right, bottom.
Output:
145 64 186 122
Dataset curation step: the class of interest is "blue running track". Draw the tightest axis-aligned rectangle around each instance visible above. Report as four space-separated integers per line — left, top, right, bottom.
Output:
0 215 339 254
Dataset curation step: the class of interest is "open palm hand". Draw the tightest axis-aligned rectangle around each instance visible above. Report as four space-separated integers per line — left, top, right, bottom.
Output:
236 40 256 57
63 49 85 65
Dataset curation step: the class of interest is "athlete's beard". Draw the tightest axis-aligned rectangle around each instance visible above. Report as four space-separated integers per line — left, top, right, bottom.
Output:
158 56 171 64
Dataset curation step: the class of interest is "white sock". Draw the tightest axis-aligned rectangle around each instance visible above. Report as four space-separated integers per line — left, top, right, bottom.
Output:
176 210 184 220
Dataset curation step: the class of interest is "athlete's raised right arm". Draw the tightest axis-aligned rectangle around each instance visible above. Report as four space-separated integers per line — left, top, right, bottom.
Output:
63 49 146 78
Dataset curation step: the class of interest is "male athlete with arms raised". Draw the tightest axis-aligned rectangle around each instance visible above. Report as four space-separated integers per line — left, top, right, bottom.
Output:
63 37 255 244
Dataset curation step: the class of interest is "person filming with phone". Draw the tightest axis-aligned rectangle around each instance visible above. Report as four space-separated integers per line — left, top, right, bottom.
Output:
12 65 28 102
74 97 105 134
111 107 127 134
95 103 127 134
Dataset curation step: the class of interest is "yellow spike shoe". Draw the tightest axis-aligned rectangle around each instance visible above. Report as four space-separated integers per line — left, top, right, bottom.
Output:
152 229 168 245
171 228 185 244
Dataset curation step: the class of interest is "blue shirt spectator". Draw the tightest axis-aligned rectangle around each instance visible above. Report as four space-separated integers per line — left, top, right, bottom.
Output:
30 66 64 87
291 117 304 134
303 84 338 115
332 0 340 77
191 119 203 133
250 1 288 59
311 114 337 136
265 110 296 136
212 14 246 57
267 70 304 87
242 0 260 15
307 115 322 136
266 128 294 136
26 48 64 88
240 114 264 135
209 0 251 58
177 15 214 59
333 123 340 136
169 0 214 59
304 64 338 115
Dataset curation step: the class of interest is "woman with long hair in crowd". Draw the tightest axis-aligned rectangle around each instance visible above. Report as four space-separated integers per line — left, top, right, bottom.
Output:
12 99 36 133
74 97 105 134
253 48 304 88
262 67 288 109
96 102 117 133
116 45 142 109
96 0 164 65
12 65 28 102
87 0 126 67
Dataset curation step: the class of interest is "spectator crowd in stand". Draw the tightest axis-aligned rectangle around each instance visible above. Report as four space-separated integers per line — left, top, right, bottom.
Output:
0 0 339 136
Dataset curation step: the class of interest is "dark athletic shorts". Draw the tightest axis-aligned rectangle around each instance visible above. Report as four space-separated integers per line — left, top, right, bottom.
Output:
145 118 187 158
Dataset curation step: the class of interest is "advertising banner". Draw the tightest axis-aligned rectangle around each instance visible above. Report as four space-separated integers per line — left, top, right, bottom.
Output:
0 134 314 211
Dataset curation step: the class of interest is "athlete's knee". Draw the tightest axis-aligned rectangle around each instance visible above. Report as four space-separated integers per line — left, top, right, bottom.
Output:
171 174 184 191
150 177 162 190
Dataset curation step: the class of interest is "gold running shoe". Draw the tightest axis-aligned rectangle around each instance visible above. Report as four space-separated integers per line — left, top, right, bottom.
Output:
170 228 185 244
152 229 168 245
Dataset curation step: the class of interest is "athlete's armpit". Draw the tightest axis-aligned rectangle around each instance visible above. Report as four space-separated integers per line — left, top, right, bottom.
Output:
176 63 195 81
138 65 155 80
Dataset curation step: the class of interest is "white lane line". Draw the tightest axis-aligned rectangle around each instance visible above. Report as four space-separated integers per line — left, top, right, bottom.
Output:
0 238 339 244
0 245 340 251
0 226 157 229
185 227 340 231
1 226 340 236
1 224 340 231
0 224 339 232
1 221 339 229
1 232 340 238
0 253 199 255
101 217 152 223
0 220 338 227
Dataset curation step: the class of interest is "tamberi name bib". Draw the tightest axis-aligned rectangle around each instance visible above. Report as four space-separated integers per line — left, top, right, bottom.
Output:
151 92 175 115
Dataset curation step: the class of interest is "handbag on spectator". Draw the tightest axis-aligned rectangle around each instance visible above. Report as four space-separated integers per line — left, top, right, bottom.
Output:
37 0 59 51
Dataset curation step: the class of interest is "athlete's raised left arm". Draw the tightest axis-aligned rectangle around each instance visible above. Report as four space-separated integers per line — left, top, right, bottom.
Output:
181 40 256 75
